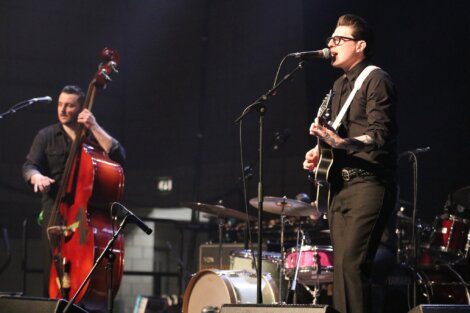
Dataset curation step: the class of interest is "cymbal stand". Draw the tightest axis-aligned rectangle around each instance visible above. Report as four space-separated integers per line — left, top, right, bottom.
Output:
310 248 321 305
279 196 288 303
217 217 224 269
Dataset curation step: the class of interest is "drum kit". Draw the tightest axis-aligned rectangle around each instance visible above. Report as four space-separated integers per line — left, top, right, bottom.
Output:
181 186 470 313
182 196 333 313
394 186 470 306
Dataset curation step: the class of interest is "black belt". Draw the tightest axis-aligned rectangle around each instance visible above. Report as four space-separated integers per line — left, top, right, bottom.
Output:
341 167 375 181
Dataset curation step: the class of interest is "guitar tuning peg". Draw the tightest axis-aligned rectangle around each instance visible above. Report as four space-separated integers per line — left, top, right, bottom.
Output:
109 61 119 74
100 69 112 82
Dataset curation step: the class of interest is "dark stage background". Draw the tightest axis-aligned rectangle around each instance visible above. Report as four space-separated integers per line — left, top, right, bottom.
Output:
0 1 469 238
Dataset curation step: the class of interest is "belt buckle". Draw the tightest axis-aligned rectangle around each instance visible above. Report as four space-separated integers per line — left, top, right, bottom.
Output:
341 169 351 181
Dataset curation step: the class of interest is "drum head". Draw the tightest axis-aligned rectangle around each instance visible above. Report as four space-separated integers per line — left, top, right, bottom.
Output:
183 270 235 313
182 269 279 313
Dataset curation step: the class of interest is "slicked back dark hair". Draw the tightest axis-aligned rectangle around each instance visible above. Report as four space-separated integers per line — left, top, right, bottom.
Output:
60 85 85 105
337 14 375 59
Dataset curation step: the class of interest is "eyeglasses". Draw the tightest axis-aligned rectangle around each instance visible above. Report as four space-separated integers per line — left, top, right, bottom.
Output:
326 36 358 46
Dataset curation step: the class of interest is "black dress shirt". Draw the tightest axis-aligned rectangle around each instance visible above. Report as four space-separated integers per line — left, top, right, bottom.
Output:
330 60 398 176
22 123 126 211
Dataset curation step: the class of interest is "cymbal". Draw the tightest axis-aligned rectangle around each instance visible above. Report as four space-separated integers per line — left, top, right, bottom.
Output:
181 202 255 221
249 196 320 218
452 186 470 208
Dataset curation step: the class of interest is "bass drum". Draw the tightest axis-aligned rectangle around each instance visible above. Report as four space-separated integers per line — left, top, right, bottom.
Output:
182 269 278 313
416 265 470 304
230 249 281 284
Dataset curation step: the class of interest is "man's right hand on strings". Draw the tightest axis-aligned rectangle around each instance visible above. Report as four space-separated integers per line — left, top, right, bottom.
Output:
303 146 320 171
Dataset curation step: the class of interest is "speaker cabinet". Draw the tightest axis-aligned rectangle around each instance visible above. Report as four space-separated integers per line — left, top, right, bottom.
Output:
408 304 470 312
0 296 88 313
199 243 245 270
220 304 339 313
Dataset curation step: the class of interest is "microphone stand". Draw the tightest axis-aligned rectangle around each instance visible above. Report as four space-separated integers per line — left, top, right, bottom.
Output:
398 148 426 308
235 60 305 304
0 98 44 119
63 215 130 313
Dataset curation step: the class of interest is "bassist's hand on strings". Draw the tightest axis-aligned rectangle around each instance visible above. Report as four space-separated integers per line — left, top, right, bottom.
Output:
77 108 115 153
77 109 98 130
30 173 55 193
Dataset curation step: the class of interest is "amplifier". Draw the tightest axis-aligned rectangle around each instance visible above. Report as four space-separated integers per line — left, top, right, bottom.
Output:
220 304 339 313
199 243 245 270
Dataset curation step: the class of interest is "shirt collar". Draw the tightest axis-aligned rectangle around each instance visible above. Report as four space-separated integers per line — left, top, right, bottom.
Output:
53 123 67 137
344 60 371 84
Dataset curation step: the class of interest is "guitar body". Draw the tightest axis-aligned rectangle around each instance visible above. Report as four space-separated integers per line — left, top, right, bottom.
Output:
315 146 333 213
309 90 335 213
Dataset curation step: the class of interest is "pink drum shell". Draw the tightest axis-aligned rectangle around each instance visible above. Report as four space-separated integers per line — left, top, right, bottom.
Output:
284 245 334 270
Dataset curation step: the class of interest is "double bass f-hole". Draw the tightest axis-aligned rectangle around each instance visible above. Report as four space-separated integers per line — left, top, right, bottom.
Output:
46 48 125 312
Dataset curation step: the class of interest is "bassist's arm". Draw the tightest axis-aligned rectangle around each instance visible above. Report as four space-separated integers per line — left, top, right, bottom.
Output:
78 109 126 163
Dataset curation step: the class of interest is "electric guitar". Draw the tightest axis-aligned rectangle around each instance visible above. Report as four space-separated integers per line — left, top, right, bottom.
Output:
309 90 335 213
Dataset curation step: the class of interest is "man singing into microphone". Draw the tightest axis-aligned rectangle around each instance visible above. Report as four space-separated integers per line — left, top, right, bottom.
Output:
303 14 397 313
22 85 125 295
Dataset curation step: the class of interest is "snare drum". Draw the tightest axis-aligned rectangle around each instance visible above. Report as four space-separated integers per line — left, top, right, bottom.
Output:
430 215 469 256
182 269 279 313
284 245 334 284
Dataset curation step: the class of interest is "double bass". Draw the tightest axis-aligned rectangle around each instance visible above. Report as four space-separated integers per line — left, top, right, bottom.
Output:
46 48 125 312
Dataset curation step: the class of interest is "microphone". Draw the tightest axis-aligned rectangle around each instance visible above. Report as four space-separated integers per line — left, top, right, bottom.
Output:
398 146 431 158
116 203 153 235
289 48 330 60
30 96 52 103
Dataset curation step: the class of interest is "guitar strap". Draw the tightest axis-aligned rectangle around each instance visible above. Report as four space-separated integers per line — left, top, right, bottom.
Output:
331 65 380 130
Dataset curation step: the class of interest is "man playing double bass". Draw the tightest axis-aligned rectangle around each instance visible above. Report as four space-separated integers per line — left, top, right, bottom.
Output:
22 85 125 295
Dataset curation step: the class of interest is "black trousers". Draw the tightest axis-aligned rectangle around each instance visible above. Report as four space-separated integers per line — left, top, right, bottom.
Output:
328 175 397 313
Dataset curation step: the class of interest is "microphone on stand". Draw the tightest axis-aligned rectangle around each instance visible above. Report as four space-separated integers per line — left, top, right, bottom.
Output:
27 96 53 104
5 96 53 115
398 146 431 158
288 48 331 60
114 202 153 235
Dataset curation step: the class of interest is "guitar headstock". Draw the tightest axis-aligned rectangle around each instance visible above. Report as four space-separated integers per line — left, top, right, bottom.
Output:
316 89 333 120
93 47 120 88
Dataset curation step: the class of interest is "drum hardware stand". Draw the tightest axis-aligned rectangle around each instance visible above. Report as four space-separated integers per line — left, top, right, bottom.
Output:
287 227 305 304
217 217 224 269
278 196 288 303
235 58 306 303
310 248 322 305
399 147 429 307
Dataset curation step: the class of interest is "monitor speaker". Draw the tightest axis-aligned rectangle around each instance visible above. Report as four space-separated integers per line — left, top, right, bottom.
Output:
220 304 339 313
0 296 87 313
408 304 470 313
